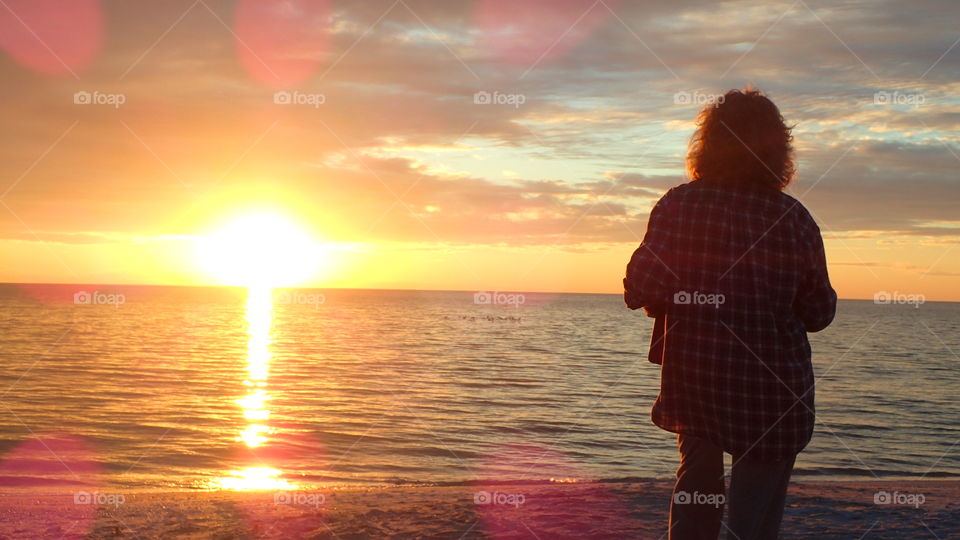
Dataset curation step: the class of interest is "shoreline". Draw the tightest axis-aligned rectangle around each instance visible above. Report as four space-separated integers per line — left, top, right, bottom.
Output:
2 479 956 539
1 476 957 495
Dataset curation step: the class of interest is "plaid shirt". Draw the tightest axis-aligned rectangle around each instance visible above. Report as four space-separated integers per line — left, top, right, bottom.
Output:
624 180 836 461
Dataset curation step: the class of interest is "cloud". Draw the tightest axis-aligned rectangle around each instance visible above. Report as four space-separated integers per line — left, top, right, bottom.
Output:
0 0 958 254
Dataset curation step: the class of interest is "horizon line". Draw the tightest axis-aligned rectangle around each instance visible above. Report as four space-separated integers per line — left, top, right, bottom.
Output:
0 282 953 303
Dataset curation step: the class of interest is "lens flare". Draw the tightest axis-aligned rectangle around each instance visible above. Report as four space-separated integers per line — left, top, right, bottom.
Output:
0 0 102 76
234 0 331 87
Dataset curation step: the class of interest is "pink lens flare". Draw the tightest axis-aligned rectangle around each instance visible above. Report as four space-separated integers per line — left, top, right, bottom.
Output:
0 0 102 76
473 0 621 67
234 0 331 88
0 432 100 487
0 433 102 539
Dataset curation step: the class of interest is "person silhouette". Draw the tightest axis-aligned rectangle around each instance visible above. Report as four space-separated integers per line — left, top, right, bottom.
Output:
624 87 837 540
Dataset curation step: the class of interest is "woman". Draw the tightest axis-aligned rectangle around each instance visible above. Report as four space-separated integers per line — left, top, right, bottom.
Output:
623 87 836 540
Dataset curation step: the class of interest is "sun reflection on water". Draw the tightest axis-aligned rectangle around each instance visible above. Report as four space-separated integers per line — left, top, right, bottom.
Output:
218 286 295 490
219 466 293 491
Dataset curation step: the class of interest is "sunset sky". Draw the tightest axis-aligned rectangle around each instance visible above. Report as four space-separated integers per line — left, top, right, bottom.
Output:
0 0 958 299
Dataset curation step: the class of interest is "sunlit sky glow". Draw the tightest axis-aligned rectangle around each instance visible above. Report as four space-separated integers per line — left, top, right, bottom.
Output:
0 0 958 299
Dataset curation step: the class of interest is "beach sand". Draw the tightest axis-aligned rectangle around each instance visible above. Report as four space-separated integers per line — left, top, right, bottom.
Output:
0 480 956 539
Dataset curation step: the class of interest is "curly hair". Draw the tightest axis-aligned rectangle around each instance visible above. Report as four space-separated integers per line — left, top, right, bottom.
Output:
686 87 795 190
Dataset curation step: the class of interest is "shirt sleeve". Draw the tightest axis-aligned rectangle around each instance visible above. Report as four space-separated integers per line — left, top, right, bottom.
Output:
793 217 837 332
624 192 679 313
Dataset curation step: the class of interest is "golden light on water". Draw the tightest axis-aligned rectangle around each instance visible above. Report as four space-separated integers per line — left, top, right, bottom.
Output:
238 286 273 447
217 286 295 490
219 466 293 491
238 423 270 448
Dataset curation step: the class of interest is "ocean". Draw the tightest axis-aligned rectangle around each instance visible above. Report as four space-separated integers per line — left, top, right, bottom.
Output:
0 284 957 491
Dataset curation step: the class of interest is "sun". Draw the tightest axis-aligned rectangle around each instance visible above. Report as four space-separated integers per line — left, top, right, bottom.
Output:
196 212 322 288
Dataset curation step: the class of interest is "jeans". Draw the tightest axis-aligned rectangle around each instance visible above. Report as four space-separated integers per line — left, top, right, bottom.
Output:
668 434 796 540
